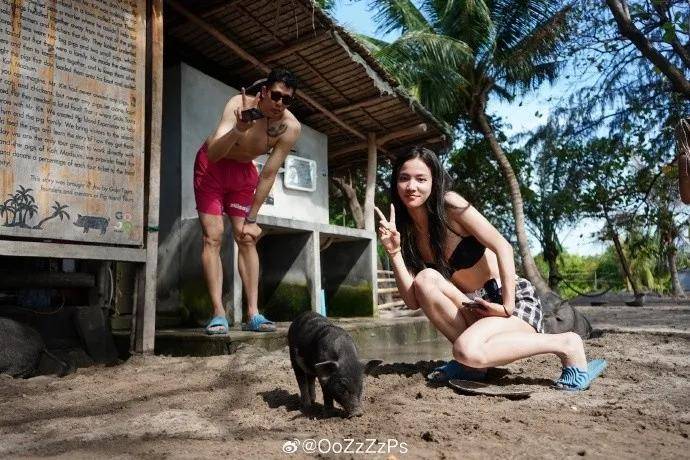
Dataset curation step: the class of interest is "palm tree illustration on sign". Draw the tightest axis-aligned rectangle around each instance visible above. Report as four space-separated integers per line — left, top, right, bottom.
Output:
33 201 71 229
0 185 71 230
2 185 38 228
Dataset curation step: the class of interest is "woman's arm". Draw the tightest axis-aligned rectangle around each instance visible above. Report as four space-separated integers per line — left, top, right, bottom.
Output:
445 192 515 315
387 251 419 309
375 204 419 309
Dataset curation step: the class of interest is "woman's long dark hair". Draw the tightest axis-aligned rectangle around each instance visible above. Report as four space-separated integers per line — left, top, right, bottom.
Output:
390 146 454 278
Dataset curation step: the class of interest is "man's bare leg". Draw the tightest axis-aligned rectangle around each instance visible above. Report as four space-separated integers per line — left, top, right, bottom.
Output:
231 216 260 318
199 212 226 332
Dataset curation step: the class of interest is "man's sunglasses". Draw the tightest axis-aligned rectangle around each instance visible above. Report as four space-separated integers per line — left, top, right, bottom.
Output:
269 90 294 106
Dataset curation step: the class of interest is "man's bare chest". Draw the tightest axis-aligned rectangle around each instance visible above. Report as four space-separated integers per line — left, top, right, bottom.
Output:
227 120 288 161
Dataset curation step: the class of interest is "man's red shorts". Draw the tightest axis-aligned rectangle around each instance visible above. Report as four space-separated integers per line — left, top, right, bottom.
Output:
193 143 258 217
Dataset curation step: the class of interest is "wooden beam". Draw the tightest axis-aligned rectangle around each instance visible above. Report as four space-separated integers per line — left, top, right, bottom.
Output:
330 123 427 159
133 0 164 355
333 95 390 115
0 241 147 262
304 96 384 122
167 0 268 71
165 0 366 140
364 132 377 232
239 32 332 71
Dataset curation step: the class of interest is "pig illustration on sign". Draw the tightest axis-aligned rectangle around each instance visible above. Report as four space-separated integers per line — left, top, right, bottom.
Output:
288 311 382 418
74 214 109 235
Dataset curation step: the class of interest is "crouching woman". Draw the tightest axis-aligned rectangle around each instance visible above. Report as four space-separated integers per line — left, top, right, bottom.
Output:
375 146 605 390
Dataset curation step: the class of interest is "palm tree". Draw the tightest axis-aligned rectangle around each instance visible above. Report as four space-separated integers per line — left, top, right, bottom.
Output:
359 0 572 301
33 201 71 229
0 200 14 226
11 185 36 227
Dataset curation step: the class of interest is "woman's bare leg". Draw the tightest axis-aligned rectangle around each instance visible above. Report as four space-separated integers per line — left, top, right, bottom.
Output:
453 316 588 370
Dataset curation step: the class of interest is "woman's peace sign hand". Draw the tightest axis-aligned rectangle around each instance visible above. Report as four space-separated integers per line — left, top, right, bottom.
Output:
375 204 401 255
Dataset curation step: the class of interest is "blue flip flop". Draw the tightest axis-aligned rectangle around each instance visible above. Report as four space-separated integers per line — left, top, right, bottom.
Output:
205 315 229 335
427 360 488 383
241 313 276 332
554 358 608 391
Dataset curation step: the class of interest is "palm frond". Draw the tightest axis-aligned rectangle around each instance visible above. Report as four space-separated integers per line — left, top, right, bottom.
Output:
432 0 492 50
367 0 432 35
493 5 571 91
378 31 473 72
491 0 568 55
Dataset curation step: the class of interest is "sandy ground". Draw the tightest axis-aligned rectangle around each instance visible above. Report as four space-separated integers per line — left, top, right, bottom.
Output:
2 321 689 459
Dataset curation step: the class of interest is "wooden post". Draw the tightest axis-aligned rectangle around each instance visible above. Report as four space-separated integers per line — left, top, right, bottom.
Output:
133 0 163 354
364 132 377 231
364 132 378 316
232 240 243 327
307 230 322 314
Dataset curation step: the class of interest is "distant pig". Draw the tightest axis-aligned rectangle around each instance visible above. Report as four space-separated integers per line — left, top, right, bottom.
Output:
287 311 381 418
0 318 72 378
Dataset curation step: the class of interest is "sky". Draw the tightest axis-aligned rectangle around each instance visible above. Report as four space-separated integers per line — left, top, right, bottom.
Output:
332 1 608 257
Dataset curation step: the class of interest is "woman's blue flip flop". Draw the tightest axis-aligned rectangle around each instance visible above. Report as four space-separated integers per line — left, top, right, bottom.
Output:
554 358 608 391
205 316 229 335
427 360 488 383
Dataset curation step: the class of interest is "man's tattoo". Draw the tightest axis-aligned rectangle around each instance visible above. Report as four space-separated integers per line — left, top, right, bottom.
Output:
267 123 287 137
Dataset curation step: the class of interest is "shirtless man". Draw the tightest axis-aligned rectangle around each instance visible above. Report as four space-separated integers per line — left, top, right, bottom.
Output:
194 69 301 334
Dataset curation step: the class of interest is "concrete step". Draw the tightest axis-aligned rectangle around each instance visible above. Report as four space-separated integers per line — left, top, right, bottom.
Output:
379 299 405 309
112 316 441 357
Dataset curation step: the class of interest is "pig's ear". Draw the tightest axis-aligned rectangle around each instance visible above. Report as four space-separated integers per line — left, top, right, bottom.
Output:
314 360 339 380
361 359 383 375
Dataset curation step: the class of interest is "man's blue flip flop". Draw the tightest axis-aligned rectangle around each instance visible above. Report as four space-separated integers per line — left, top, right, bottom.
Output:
205 316 229 335
427 360 488 383
241 313 276 332
554 358 608 391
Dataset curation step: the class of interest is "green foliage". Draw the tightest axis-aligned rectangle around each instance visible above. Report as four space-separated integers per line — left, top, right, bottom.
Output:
535 249 627 299
361 0 573 123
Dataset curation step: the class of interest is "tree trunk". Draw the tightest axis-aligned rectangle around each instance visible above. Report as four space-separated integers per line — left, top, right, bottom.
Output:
605 0 690 98
331 176 365 229
603 208 640 297
667 244 685 298
544 248 561 293
475 109 550 297
677 119 690 204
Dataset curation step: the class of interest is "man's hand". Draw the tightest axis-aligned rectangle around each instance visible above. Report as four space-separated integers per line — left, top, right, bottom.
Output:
240 221 262 241
233 87 262 133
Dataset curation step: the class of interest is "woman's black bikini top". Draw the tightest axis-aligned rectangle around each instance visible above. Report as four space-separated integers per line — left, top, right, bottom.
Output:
424 231 486 271
447 234 486 269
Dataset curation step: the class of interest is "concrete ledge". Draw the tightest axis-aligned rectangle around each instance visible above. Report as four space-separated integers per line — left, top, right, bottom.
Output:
113 316 445 357
112 305 690 358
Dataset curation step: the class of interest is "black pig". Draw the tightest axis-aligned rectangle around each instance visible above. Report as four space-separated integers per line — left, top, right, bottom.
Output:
288 311 381 418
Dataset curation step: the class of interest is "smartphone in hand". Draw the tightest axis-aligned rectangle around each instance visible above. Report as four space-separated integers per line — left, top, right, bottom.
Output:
462 301 483 309
241 107 264 122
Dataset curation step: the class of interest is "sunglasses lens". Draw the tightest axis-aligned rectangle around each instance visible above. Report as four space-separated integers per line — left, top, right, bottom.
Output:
270 91 293 105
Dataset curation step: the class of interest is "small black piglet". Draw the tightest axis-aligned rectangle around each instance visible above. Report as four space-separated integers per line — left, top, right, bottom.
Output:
287 311 381 417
